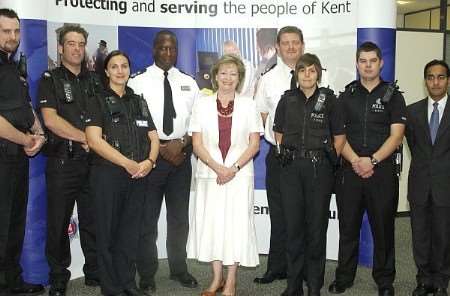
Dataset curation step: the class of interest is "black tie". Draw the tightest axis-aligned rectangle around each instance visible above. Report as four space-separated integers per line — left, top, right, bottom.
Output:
163 71 176 136
290 70 296 89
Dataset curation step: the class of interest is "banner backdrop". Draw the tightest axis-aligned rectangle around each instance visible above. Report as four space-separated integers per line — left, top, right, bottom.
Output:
0 0 396 283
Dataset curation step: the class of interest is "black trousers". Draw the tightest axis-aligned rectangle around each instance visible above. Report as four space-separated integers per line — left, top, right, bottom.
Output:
265 146 288 274
410 197 450 289
335 163 398 288
91 164 145 296
137 155 191 284
0 157 28 288
45 157 97 285
280 157 333 293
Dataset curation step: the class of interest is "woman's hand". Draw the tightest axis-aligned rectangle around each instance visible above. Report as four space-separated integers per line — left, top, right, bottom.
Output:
131 159 154 179
215 165 236 185
123 159 140 177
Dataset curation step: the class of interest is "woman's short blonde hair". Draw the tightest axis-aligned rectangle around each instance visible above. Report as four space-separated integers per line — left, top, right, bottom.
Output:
210 54 246 92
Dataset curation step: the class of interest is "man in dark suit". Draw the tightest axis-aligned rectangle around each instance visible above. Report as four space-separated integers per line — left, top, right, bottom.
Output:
406 59 450 296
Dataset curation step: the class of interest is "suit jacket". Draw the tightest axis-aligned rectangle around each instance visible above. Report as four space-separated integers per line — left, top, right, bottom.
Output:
406 97 450 206
188 94 263 178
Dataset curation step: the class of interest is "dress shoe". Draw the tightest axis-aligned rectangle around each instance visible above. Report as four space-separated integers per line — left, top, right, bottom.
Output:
434 288 448 296
200 279 226 296
307 287 320 296
254 271 287 284
139 278 156 293
49 285 66 296
10 282 45 295
328 280 353 294
124 287 149 296
170 272 198 288
378 286 394 296
84 277 100 287
412 283 436 296
280 287 304 296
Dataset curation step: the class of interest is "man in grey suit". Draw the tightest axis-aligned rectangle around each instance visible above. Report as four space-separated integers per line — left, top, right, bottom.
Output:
406 59 450 296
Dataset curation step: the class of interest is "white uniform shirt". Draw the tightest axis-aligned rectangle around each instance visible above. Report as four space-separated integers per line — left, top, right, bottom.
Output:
128 64 199 140
427 94 447 124
254 60 294 145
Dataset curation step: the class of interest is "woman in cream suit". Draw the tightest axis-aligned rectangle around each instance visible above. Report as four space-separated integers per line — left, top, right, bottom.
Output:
187 54 263 296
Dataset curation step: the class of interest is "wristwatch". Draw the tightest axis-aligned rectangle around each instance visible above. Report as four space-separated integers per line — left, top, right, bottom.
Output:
370 155 379 166
233 162 241 172
148 158 156 168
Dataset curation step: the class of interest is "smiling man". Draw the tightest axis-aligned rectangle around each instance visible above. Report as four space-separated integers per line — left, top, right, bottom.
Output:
405 60 450 296
38 25 103 296
253 26 304 286
329 41 406 296
128 30 200 293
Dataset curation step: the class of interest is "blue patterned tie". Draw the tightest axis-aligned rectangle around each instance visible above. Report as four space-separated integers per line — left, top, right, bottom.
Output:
430 102 439 144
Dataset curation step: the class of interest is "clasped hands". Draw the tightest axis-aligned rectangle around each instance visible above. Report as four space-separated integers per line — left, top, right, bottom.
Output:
23 133 46 157
123 158 154 179
351 156 374 178
215 164 237 185
160 139 185 166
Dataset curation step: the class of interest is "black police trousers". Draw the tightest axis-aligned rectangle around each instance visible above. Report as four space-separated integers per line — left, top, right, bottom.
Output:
280 156 334 293
265 146 288 275
334 162 398 289
0 156 28 288
45 157 97 286
137 155 191 285
90 164 145 296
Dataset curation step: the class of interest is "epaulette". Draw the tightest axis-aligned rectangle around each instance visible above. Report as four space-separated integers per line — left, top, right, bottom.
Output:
318 86 334 96
42 70 52 79
282 87 298 97
179 69 196 80
261 63 277 76
381 80 403 103
340 80 358 95
130 68 146 79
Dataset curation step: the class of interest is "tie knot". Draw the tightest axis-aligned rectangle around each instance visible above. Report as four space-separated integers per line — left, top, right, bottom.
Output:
290 70 295 75
164 71 168 77
433 102 439 109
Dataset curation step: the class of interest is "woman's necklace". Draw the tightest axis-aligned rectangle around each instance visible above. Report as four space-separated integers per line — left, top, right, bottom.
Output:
216 97 234 116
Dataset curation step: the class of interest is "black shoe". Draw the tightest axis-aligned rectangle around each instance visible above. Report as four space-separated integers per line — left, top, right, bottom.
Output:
254 271 287 284
412 283 436 296
139 278 156 293
49 285 66 296
10 282 45 295
169 272 198 288
84 277 100 287
307 287 320 296
378 286 394 296
124 287 149 296
280 287 304 296
434 288 448 296
328 281 353 294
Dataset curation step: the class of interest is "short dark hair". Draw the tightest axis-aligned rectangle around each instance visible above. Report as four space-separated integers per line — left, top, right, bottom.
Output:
356 41 382 60
103 50 131 71
0 8 19 22
424 59 450 78
153 30 177 49
295 53 323 83
277 26 304 44
58 25 89 46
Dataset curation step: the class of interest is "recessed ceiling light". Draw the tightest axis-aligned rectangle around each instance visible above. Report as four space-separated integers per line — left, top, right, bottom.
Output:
397 0 411 4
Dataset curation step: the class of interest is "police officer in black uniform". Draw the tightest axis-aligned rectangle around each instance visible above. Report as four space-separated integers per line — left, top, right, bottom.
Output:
274 53 346 296
85 50 159 296
328 42 406 296
38 25 102 296
0 8 45 296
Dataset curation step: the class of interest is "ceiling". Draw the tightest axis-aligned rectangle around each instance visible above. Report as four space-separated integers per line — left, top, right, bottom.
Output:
397 0 441 14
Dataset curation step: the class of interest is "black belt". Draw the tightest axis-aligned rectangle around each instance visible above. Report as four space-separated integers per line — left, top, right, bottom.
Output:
295 149 325 159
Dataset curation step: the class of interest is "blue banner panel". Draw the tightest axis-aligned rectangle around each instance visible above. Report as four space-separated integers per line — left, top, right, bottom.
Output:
118 27 197 76
19 19 49 284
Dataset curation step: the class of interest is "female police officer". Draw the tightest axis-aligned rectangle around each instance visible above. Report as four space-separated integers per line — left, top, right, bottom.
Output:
273 53 346 296
85 50 159 296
